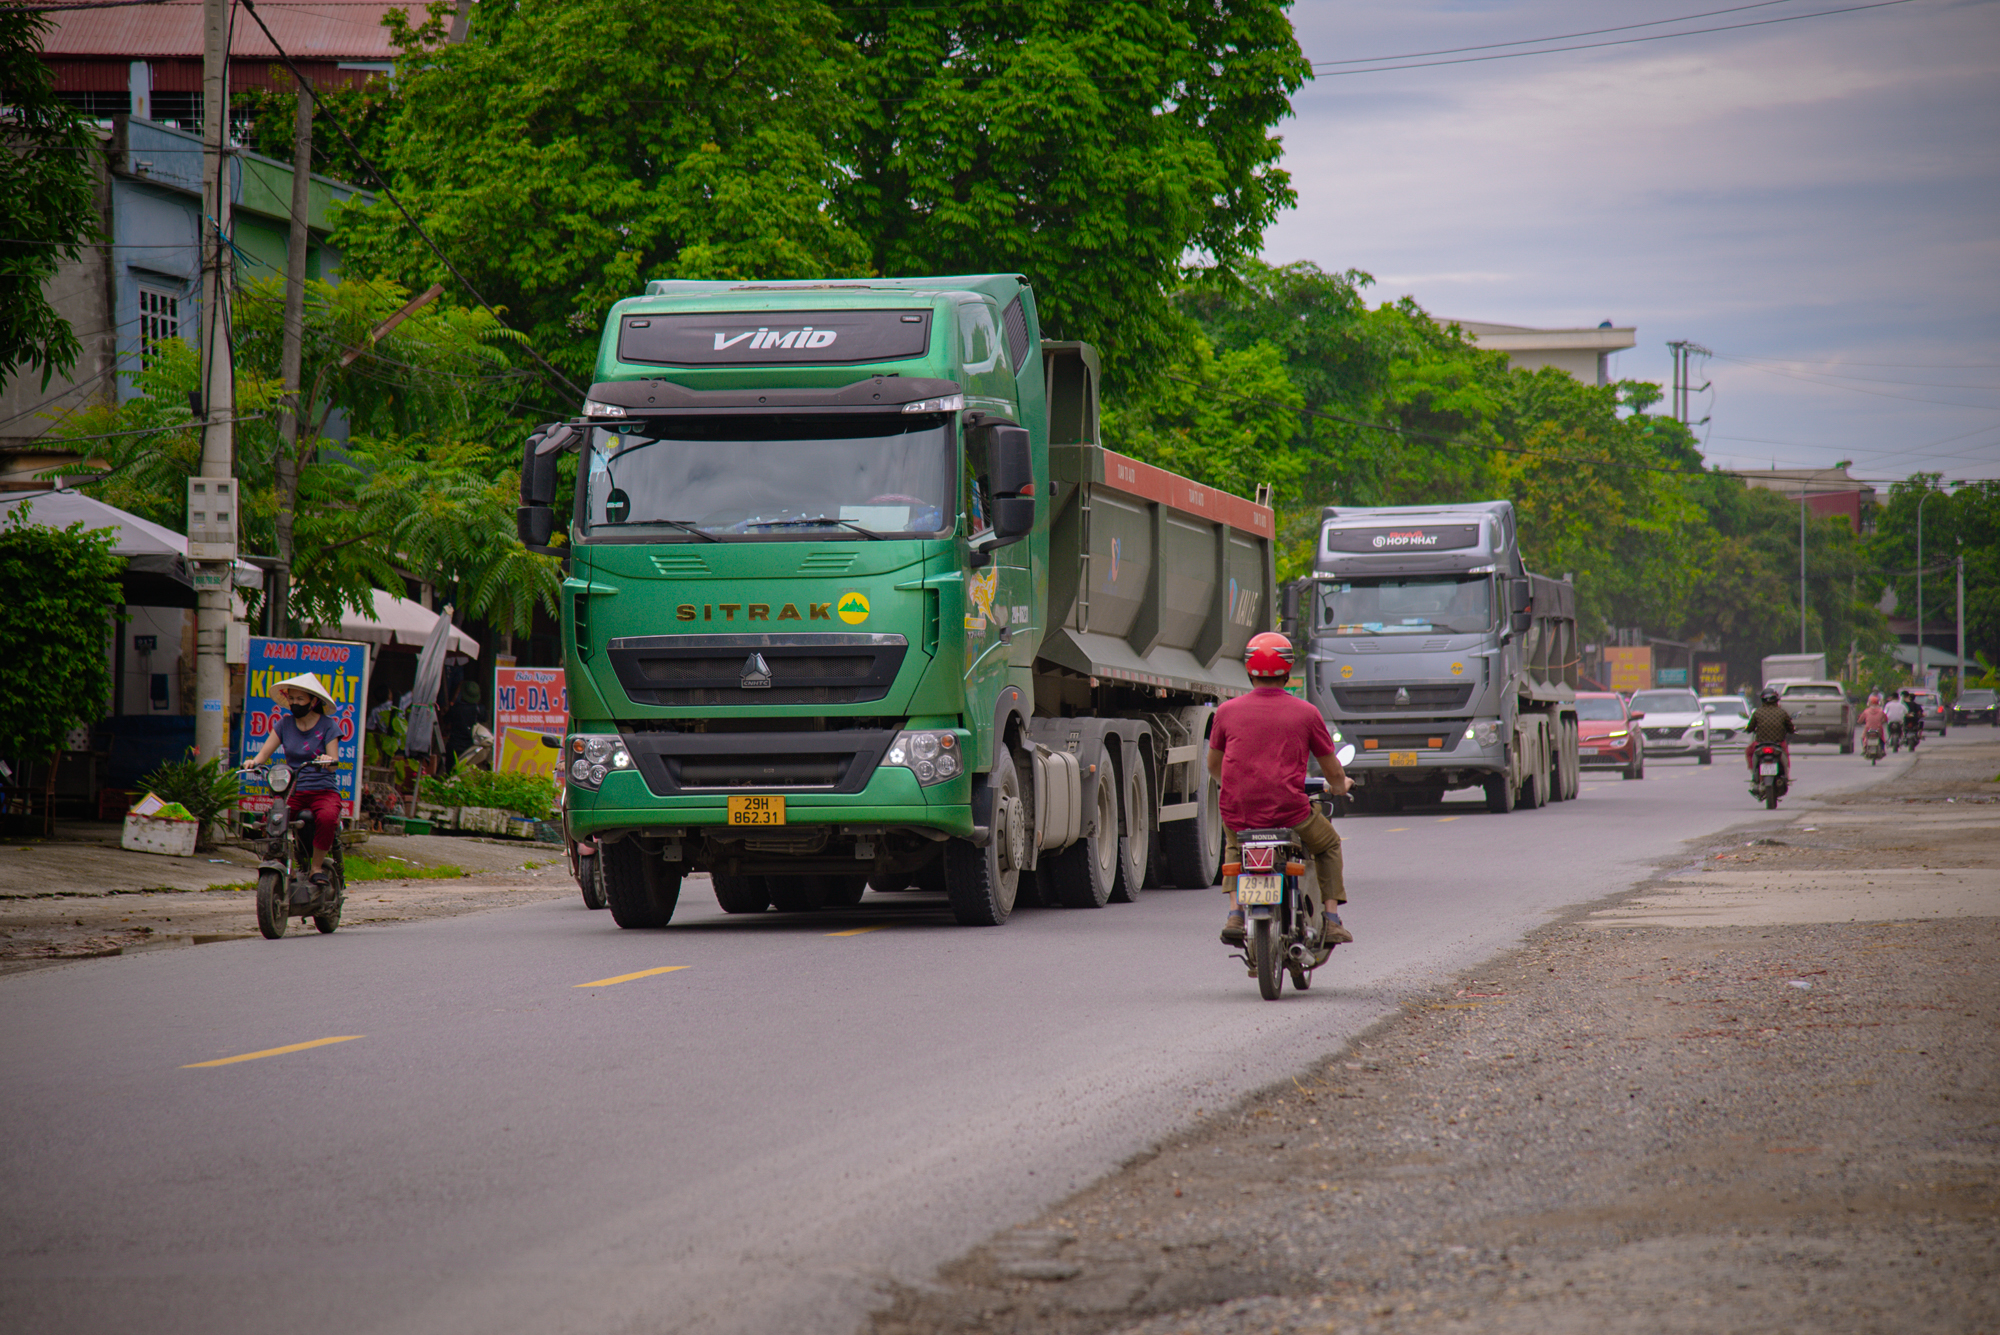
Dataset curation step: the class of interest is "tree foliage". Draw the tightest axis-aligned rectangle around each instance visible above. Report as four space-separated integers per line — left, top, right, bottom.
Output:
0 6 103 392
333 0 869 388
1867 478 2000 676
0 506 123 761
838 0 1309 382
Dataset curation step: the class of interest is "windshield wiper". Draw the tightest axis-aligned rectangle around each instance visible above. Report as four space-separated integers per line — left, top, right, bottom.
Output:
611 517 728 543
745 517 890 540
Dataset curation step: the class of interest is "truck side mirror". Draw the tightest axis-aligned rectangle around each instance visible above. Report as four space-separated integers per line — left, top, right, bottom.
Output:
1508 579 1531 614
989 426 1032 498
517 422 574 551
991 496 1035 543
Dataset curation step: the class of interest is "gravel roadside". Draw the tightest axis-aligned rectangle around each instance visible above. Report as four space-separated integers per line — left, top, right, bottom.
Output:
871 743 2000 1335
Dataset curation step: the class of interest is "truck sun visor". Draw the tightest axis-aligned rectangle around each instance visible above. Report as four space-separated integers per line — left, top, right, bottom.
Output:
617 310 933 367
1323 523 1481 554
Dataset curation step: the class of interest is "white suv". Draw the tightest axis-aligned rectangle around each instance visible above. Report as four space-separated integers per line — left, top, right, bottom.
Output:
1627 688 1712 764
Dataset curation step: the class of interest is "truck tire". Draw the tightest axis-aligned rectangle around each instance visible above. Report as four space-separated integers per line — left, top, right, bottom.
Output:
1520 767 1545 809
603 839 682 929
711 873 769 914
944 750 1022 925
1047 763 1116 908
825 875 868 907
1109 759 1151 903
1484 773 1515 813
1160 770 1223 888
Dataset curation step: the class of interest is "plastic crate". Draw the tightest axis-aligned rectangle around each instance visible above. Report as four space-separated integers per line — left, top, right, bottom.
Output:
121 814 198 858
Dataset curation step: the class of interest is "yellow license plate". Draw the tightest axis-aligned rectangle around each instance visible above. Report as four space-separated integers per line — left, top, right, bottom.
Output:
1389 751 1419 766
727 795 785 826
1237 874 1282 904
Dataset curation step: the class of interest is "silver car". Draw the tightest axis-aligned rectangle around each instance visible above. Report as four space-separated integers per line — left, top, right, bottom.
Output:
1700 695 1751 749
1628 688 1712 763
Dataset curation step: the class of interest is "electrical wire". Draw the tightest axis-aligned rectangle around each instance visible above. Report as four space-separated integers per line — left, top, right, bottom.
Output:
1310 0 1811 66
235 0 586 401
1310 0 1921 76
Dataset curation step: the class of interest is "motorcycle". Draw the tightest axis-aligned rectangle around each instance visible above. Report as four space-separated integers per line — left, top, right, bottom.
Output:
1862 727 1885 766
1749 742 1789 809
1888 719 1904 752
1224 744 1354 1001
1907 715 1924 751
243 761 346 939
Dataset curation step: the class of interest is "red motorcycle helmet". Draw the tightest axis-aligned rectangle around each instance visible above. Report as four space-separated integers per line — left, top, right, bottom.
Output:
1245 631 1294 679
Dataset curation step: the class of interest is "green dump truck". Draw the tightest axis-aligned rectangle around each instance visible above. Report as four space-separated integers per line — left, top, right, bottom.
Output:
516 276 1276 927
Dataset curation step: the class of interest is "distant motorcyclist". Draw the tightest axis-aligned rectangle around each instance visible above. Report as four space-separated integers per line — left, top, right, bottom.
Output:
1210 632 1352 948
1903 689 1926 746
1860 692 1888 741
1745 685 1795 776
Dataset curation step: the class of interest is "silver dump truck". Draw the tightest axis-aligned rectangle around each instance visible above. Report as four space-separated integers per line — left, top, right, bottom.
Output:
1302 501 1580 813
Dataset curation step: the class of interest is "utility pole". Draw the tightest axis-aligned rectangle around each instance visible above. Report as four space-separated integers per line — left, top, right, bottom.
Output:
1799 480 1808 653
273 78 313 637
193 0 235 762
1667 340 1711 425
1957 552 1966 695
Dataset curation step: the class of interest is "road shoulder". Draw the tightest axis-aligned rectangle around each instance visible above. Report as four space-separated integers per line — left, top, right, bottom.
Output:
869 742 2000 1335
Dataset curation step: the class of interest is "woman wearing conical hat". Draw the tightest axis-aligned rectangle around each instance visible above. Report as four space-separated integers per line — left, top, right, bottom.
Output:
246 673 344 892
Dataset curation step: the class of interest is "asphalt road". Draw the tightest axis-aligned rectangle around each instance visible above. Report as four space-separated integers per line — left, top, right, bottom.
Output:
0 738 1933 1335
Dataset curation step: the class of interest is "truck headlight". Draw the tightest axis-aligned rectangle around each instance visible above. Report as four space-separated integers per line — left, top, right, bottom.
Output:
881 730 962 786
1467 721 1501 746
568 734 632 790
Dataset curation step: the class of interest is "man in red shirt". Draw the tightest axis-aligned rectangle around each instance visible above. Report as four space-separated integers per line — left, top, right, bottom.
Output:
1209 632 1353 947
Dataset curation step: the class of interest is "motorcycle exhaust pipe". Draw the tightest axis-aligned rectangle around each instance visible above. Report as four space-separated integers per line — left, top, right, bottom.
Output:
1288 941 1314 963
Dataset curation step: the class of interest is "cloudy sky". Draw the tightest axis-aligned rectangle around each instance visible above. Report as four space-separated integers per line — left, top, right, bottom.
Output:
1265 0 2000 484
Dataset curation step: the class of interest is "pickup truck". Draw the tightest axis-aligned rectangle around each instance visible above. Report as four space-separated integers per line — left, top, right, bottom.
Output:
1774 680 1853 751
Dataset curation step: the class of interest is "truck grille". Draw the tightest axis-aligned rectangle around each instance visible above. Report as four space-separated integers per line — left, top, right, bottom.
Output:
620 728 897 794
1331 684 1474 712
606 633 907 707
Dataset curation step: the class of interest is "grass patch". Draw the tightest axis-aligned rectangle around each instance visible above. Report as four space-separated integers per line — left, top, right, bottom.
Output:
343 854 466 882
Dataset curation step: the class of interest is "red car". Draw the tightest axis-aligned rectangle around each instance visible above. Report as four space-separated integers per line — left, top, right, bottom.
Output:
1576 691 1644 780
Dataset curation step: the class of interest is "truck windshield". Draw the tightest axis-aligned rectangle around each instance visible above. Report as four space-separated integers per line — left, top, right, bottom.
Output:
582 416 954 540
1317 575 1490 635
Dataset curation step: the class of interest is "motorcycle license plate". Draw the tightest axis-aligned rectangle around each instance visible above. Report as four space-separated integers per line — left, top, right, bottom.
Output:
1237 874 1282 904
727 795 785 826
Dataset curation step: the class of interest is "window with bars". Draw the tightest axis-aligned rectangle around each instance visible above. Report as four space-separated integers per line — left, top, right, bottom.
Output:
138 286 181 366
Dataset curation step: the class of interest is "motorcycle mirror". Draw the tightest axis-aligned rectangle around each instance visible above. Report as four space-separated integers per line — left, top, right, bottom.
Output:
1335 743 1356 767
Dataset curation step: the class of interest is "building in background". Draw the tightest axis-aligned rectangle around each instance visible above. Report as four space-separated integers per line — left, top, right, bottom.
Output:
0 118 370 491
1724 465 1877 533
38 0 415 128
1450 319 1638 386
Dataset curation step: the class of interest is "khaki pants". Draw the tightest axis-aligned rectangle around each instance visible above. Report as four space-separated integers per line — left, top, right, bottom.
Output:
1225 810 1345 908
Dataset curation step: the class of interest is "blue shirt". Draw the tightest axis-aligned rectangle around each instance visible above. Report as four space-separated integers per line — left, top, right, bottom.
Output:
276 713 341 792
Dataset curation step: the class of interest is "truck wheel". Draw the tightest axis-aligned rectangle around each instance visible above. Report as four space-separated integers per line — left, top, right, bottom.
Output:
1160 770 1223 888
1484 773 1516 814
579 854 609 910
603 838 682 929
945 750 1022 925
711 873 769 914
1520 768 1544 809
824 875 868 907
1047 762 1116 908
1545 744 1564 802
766 876 828 913
1109 760 1150 903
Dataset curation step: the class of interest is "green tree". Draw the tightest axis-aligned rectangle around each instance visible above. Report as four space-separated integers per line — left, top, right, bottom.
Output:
0 506 123 764
1102 337 1304 509
0 6 104 391
840 1 1309 383
1867 477 1999 677
333 0 868 389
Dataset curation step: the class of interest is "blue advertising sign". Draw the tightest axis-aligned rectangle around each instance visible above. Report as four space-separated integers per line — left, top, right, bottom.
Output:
238 636 372 819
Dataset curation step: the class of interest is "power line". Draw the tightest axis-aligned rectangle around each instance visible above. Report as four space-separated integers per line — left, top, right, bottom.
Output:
1311 0 1921 77
233 0 586 402
1310 0 1809 66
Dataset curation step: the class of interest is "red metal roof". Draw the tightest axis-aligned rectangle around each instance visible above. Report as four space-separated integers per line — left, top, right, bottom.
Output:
42 1 424 62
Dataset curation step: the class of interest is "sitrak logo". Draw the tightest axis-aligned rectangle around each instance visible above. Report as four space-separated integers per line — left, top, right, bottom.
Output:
837 591 870 624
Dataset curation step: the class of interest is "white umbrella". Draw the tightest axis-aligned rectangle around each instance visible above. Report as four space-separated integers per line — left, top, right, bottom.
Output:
403 603 457 759
338 588 480 659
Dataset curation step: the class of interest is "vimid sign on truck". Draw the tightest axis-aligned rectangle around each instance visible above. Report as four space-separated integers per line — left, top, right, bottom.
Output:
518 276 1275 929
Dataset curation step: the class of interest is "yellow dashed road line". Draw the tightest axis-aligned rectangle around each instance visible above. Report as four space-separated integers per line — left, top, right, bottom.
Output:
183 1036 363 1068
574 966 689 988
827 924 893 937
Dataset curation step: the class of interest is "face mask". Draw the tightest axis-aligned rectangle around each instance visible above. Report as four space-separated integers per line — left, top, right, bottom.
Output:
289 701 315 719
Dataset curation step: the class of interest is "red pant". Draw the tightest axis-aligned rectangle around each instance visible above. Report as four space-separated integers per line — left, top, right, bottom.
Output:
286 789 342 852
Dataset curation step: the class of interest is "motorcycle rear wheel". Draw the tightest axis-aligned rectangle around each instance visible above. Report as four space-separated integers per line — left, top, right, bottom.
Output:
255 871 288 939
1253 918 1282 1000
1764 778 1780 809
